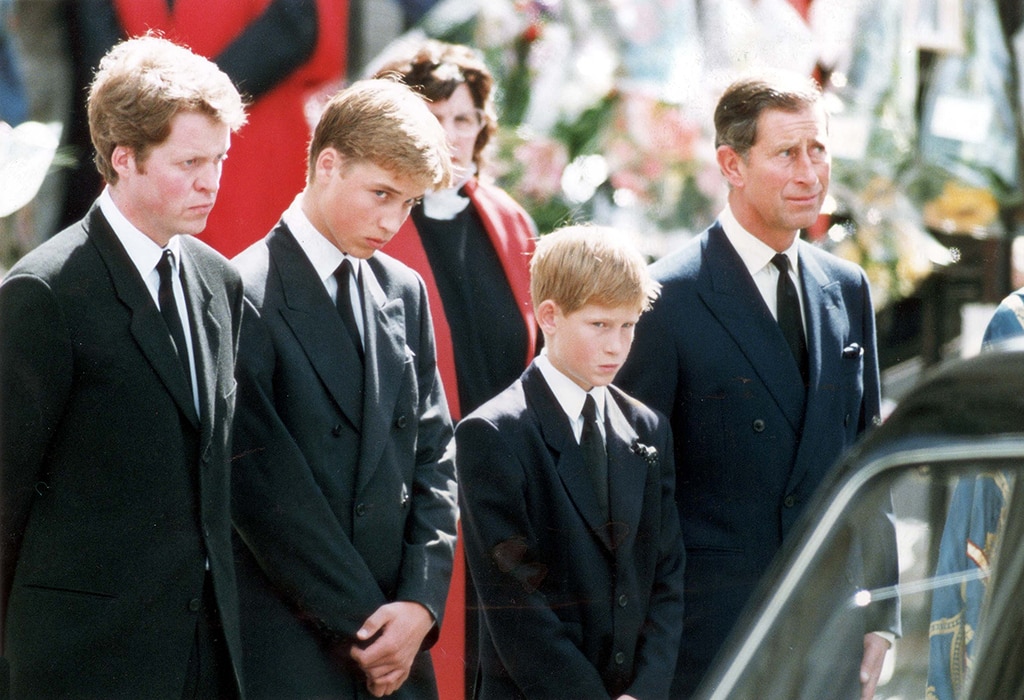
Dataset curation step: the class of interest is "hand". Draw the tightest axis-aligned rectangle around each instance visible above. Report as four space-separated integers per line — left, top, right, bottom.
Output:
350 601 435 697
859 632 891 700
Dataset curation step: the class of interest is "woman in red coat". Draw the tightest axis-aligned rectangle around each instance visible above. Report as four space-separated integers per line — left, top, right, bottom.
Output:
376 40 539 700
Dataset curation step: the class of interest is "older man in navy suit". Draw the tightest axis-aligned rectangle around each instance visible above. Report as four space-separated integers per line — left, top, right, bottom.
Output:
617 71 898 700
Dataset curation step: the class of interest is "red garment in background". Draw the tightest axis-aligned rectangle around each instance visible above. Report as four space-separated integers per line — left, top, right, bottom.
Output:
114 0 347 258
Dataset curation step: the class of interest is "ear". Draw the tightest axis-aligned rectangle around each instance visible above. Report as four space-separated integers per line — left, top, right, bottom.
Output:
535 299 560 334
314 147 342 181
111 144 135 179
716 144 745 189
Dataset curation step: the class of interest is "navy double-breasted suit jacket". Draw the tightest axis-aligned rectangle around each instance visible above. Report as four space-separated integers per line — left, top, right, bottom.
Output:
230 223 458 699
617 222 896 696
0 206 246 697
456 362 685 699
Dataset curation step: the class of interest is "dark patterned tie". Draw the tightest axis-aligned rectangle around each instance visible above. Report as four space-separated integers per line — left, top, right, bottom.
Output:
580 394 609 517
772 253 808 385
333 258 364 363
157 249 193 392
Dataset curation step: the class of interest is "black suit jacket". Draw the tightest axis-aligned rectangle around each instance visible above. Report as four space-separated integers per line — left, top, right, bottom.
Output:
0 205 245 697
455 362 685 699
617 223 897 696
231 222 458 698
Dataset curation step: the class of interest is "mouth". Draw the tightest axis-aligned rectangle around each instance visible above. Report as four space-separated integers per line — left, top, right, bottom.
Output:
366 237 387 250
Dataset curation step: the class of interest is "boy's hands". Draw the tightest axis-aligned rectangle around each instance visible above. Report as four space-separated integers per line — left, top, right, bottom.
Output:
350 601 435 697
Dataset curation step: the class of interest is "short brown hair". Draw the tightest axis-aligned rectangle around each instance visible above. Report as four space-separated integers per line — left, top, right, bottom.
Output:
374 40 497 172
714 71 824 156
307 78 453 191
88 34 247 184
530 225 659 315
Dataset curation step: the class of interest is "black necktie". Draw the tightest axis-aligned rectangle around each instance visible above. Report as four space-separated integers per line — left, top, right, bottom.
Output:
157 249 193 392
334 259 364 362
772 253 808 385
580 394 609 517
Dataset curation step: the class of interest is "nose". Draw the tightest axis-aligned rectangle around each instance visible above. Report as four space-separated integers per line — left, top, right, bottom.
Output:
380 204 411 236
196 162 221 193
792 149 819 184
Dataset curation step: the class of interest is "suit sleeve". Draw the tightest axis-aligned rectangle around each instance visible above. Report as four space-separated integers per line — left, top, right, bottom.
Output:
231 299 387 639
0 275 74 636
456 416 610 697
857 270 882 434
395 278 458 639
626 420 686 699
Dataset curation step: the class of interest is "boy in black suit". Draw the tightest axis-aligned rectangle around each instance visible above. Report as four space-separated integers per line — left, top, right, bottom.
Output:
456 225 685 699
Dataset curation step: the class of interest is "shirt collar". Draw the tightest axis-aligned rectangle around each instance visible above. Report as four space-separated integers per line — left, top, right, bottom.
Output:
535 353 607 425
719 204 800 276
99 186 180 277
282 193 356 284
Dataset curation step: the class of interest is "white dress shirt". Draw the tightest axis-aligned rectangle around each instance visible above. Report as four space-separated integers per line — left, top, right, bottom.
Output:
535 353 607 444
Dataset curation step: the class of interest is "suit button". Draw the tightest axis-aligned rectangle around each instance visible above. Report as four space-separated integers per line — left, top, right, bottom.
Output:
784 495 796 508
355 503 367 517
618 594 628 608
752 419 765 433
614 651 626 665
188 598 202 612
331 424 342 437
395 415 408 429
844 413 851 427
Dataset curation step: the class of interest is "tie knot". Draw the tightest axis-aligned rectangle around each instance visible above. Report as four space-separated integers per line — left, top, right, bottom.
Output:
771 253 791 274
158 249 175 281
581 394 599 424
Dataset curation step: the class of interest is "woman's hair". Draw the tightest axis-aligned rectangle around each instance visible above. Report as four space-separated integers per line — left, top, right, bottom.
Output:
374 40 497 171
88 34 247 184
714 70 824 157
306 78 453 191
530 225 659 314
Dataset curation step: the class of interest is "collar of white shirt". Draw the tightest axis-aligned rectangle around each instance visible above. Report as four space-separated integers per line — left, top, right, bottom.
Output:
535 353 608 442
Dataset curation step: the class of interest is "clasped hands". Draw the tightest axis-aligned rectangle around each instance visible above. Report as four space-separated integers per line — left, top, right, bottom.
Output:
349 600 435 697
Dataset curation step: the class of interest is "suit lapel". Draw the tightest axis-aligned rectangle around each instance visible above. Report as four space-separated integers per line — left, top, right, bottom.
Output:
179 241 221 451
355 262 406 493
270 226 364 429
87 207 199 427
697 225 806 432
790 246 849 486
605 391 645 554
524 365 615 551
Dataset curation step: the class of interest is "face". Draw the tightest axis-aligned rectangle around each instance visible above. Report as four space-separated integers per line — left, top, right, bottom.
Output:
304 151 425 258
539 300 640 391
718 103 830 250
426 83 482 176
109 111 230 247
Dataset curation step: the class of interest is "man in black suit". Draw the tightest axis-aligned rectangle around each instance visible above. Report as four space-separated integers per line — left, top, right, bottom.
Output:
230 79 458 699
455 225 685 699
617 71 898 699
0 36 247 697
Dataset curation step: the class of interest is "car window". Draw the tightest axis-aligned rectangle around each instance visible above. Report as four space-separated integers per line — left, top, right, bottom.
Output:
699 441 1024 700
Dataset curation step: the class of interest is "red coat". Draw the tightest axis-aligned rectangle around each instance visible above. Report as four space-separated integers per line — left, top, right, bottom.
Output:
388 179 538 421
114 0 347 258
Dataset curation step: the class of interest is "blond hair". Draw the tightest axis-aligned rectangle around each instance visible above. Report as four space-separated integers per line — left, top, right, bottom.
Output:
88 34 247 184
307 78 453 190
530 225 659 314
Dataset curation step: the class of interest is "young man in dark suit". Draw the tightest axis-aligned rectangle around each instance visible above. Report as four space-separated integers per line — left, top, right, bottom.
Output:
617 71 899 699
0 36 248 697
230 78 458 699
456 225 685 699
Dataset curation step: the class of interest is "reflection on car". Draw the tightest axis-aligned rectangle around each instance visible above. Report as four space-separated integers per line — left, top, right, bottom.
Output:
695 348 1024 700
